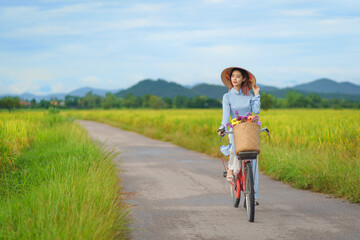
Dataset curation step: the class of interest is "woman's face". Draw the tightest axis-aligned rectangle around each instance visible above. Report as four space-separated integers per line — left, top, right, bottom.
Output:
231 70 244 87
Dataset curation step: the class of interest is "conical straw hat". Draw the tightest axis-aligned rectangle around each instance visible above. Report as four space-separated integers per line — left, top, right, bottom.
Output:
220 67 256 89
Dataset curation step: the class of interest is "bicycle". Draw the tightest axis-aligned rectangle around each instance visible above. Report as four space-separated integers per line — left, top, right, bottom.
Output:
218 126 270 222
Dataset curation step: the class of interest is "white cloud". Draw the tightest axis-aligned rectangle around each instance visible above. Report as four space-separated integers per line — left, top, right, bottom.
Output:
318 16 360 29
1 0 360 94
79 76 102 86
47 3 106 14
3 17 177 39
191 44 262 57
5 25 80 37
0 68 52 83
128 3 165 12
0 6 38 20
142 17 360 45
0 66 68 94
100 18 177 30
204 0 228 3
4 81 41 95
59 44 88 53
275 9 322 17
0 3 110 20
128 73 148 84
50 82 64 93
256 66 360 87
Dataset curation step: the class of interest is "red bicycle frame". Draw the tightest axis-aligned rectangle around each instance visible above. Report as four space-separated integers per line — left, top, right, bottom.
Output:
230 159 252 199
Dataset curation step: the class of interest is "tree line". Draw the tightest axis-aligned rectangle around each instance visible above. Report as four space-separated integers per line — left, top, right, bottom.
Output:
1 90 359 112
0 92 222 111
260 91 360 110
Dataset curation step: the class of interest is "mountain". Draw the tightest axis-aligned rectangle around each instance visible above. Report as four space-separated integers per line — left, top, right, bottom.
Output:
190 83 280 100
20 93 38 101
116 79 199 98
258 84 279 92
2 78 360 102
259 79 360 101
0 93 67 102
292 78 360 95
1 87 122 101
117 78 360 101
262 87 360 100
191 83 228 99
68 87 119 97
40 93 67 102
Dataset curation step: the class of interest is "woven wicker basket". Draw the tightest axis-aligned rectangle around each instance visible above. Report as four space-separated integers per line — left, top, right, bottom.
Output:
233 122 260 154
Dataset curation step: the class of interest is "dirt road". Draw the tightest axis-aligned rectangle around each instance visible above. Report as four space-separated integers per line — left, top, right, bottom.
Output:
79 120 360 240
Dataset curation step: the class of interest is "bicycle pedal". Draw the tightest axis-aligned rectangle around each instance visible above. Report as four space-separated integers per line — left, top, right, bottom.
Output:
223 171 227 177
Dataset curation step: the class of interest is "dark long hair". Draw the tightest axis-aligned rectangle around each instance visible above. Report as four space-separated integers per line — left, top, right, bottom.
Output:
229 68 251 95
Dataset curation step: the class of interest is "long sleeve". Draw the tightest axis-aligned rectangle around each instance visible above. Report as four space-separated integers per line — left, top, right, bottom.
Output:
221 94 230 129
250 95 261 114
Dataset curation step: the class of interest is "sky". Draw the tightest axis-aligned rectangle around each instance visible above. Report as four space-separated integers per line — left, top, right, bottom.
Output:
1 0 360 95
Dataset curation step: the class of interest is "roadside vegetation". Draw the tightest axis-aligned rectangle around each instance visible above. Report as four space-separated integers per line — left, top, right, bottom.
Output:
65 109 360 203
0 111 130 239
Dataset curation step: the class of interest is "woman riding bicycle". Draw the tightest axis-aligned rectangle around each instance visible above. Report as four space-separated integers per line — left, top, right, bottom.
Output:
217 67 261 204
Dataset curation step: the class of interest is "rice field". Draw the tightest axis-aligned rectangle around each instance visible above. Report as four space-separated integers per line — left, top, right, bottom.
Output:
0 113 39 172
65 109 360 203
0 111 130 239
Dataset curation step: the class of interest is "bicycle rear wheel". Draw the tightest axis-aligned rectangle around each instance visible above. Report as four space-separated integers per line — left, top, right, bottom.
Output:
230 179 240 208
244 162 255 222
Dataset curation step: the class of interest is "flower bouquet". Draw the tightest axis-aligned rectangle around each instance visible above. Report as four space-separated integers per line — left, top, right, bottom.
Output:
228 111 261 154
226 111 261 128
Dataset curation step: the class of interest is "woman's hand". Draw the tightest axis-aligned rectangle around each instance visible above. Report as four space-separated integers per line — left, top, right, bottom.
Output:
253 84 260 96
217 126 225 136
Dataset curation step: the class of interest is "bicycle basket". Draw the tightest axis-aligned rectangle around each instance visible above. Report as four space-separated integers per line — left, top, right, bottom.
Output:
233 122 261 154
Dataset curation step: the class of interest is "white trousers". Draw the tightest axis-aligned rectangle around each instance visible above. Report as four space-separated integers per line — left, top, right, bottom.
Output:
228 146 241 173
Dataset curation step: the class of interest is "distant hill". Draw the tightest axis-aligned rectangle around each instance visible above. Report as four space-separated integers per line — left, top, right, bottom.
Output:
190 83 280 100
0 87 122 101
118 78 359 101
2 78 360 102
260 79 360 101
116 79 199 98
1 93 67 102
191 83 228 99
19 93 40 101
292 78 360 95
68 87 119 97
189 80 360 100
262 87 360 100
258 84 279 92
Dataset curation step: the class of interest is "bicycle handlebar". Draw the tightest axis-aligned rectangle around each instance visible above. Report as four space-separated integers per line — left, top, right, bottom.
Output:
218 126 270 140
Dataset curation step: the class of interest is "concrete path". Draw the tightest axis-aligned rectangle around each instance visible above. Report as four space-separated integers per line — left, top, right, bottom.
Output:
79 120 360 240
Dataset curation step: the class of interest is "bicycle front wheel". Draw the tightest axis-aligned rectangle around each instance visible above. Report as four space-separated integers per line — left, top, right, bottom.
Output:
244 162 255 222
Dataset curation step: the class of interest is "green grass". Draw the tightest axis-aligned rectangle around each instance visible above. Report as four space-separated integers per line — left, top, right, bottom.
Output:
0 112 130 239
64 109 360 203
